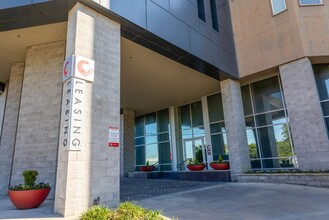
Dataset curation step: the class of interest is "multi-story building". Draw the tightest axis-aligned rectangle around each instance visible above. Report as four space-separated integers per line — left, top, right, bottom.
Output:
0 0 328 217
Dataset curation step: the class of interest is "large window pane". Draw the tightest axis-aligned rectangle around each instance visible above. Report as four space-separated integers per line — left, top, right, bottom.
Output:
321 101 329 116
252 76 284 113
211 133 227 161
191 101 203 127
157 109 169 132
271 0 287 14
135 116 144 137
241 85 253 116
210 122 226 134
146 144 158 164
299 0 322 5
136 146 145 166
255 110 286 127
193 127 205 138
247 129 259 159
207 93 224 122
135 137 145 146
245 117 255 129
314 65 329 101
159 142 171 164
178 104 191 130
145 113 156 135
145 135 157 144
158 133 170 142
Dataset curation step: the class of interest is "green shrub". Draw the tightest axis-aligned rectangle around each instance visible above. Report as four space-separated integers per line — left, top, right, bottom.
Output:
80 206 111 220
79 202 164 220
23 170 38 186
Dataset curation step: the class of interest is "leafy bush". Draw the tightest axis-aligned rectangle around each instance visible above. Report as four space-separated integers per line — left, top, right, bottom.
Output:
80 202 164 220
23 170 38 186
10 170 50 191
80 206 112 220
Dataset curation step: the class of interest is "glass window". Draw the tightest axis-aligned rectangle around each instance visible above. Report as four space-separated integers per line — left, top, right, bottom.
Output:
211 133 227 161
210 122 226 134
145 113 156 135
242 76 295 170
299 0 322 5
135 117 144 137
134 109 171 170
135 146 145 166
197 0 206 22
255 110 287 127
178 104 191 130
241 85 253 116
207 93 224 122
314 65 329 101
271 0 287 15
157 109 170 133
252 76 284 113
210 0 219 31
191 101 203 127
146 144 158 165
159 142 171 164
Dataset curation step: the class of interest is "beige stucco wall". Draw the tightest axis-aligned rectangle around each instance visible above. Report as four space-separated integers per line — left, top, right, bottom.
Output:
229 0 329 78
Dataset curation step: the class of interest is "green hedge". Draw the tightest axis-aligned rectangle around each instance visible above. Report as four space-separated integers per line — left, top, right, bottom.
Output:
80 202 165 220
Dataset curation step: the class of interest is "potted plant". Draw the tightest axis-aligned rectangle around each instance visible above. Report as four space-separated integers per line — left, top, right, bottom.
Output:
186 158 206 171
9 170 51 209
140 160 154 172
210 155 230 170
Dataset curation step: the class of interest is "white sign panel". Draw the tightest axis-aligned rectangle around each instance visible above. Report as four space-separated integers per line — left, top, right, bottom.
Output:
62 56 74 82
62 78 85 151
62 55 95 83
109 127 119 147
74 55 95 82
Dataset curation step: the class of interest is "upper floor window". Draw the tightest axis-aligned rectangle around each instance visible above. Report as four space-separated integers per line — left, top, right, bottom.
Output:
197 0 206 22
271 0 287 15
210 0 219 32
299 0 323 5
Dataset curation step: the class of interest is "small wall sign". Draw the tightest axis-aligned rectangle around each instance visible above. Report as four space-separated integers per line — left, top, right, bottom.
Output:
109 127 119 147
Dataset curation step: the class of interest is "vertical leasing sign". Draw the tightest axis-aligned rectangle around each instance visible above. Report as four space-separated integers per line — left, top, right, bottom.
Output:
62 55 94 151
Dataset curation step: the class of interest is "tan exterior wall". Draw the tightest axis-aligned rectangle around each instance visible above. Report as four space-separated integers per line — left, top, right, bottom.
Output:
229 0 329 78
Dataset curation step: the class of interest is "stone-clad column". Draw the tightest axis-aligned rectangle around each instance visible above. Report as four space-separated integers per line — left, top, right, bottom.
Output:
120 109 135 177
279 58 329 170
221 79 251 180
0 63 24 195
55 3 121 217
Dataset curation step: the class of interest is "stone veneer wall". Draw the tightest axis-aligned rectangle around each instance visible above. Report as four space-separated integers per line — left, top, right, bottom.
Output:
279 58 329 170
122 109 135 177
55 3 121 217
10 42 65 199
0 63 24 195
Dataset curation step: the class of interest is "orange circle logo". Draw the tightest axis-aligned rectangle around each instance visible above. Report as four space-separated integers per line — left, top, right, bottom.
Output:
77 60 93 77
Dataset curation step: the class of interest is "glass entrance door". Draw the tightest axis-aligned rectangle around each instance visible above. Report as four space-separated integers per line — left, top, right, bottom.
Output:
183 138 207 165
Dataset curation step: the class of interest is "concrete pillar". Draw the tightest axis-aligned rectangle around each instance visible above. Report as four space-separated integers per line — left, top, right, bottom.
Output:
279 58 329 170
55 3 121 217
10 41 65 199
220 79 251 180
121 109 135 177
0 63 24 195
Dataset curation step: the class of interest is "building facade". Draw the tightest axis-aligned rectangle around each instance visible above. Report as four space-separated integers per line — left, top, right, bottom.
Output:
0 0 329 217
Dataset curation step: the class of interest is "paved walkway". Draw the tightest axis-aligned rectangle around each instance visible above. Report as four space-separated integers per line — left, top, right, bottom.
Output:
1 179 329 220
136 181 329 220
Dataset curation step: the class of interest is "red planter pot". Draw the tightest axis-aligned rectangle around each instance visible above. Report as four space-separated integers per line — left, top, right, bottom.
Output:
210 163 229 170
140 166 154 172
187 164 206 171
9 188 51 209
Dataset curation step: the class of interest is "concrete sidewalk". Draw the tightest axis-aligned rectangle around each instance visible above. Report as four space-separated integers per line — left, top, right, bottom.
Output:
138 182 329 220
2 181 329 220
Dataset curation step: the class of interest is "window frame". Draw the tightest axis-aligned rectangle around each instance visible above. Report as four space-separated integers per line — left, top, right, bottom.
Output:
299 0 323 6
270 0 287 15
